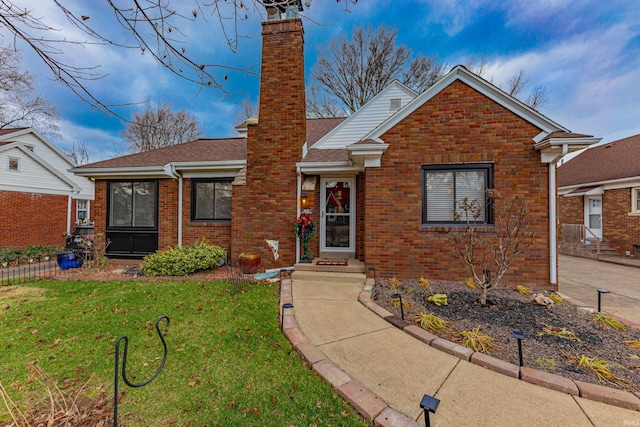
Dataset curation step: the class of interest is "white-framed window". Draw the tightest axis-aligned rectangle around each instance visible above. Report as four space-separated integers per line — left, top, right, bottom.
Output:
77 200 89 222
422 163 493 225
8 156 19 171
632 188 640 214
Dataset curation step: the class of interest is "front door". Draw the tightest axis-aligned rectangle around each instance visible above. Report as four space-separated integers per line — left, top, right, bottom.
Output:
585 196 602 239
320 178 355 255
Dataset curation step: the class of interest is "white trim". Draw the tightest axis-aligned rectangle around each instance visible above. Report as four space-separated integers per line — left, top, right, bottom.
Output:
297 161 362 174
365 65 569 141
320 177 356 254
549 162 557 285
632 187 640 214
584 195 603 239
561 186 604 197
559 176 640 193
312 81 417 150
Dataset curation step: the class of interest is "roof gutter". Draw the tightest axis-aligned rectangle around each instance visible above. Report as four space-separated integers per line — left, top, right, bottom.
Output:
163 163 183 247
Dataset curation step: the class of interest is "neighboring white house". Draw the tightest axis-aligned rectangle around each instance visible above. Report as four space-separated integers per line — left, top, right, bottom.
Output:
0 127 95 248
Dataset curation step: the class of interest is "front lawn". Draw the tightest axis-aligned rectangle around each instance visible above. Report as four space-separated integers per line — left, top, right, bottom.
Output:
0 279 367 426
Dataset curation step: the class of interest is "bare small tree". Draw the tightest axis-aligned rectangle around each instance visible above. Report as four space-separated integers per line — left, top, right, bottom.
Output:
450 190 536 305
233 97 258 125
0 46 59 136
62 141 90 165
121 103 202 153
308 24 444 115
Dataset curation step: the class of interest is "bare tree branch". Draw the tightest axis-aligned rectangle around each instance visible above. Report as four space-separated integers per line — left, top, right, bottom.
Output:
0 1 359 117
0 46 59 136
121 102 202 153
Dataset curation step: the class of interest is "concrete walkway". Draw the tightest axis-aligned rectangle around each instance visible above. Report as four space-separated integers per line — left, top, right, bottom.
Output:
281 270 640 426
558 254 640 326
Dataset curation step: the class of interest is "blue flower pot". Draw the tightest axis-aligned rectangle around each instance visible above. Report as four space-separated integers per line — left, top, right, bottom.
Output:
57 252 84 270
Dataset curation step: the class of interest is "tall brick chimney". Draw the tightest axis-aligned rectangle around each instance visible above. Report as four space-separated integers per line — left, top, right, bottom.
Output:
231 2 306 267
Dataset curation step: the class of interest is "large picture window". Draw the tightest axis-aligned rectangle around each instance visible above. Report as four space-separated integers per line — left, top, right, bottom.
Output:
108 181 157 228
192 179 232 221
422 164 493 224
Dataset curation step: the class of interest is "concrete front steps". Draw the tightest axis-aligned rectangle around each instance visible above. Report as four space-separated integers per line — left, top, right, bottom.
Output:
291 269 366 285
294 258 366 274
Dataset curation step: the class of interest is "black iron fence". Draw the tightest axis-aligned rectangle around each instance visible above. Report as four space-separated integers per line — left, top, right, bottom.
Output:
0 258 64 286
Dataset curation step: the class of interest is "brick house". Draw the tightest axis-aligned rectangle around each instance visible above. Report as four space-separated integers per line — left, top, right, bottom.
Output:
0 127 95 249
72 3 598 289
558 133 640 259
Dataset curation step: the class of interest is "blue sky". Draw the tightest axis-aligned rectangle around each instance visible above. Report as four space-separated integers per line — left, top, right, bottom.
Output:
4 1 640 162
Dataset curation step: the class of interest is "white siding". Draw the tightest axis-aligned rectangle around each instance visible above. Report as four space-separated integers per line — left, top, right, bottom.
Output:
0 130 94 199
313 82 417 150
0 146 72 193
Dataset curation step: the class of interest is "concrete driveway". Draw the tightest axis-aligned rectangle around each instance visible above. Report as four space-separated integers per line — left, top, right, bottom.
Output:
558 254 640 325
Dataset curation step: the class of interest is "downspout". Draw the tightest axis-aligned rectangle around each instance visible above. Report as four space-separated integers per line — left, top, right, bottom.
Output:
164 164 183 247
66 195 73 234
548 144 568 286
296 166 302 263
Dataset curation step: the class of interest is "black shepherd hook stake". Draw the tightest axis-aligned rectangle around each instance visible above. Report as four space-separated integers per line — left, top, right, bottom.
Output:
113 315 170 427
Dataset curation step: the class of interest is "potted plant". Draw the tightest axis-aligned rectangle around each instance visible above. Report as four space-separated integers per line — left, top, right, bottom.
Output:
239 251 261 274
295 212 317 263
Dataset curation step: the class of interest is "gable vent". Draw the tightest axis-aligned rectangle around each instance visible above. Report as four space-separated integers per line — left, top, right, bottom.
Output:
390 98 402 111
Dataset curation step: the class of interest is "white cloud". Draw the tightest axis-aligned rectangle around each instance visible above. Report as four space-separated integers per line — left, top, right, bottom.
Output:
53 120 125 163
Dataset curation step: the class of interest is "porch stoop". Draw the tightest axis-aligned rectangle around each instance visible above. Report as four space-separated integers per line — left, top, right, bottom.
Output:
293 258 366 274
291 269 367 285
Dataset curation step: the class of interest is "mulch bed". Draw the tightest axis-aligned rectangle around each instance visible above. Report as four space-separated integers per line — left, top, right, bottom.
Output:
373 278 640 393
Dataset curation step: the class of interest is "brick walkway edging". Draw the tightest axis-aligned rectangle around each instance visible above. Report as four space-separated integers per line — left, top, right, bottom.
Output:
358 279 640 413
279 278 422 426
280 278 640 425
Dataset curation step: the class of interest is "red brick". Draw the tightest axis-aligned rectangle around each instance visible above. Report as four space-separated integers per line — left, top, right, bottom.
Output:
470 352 520 379
338 380 388 422
374 407 422 427
520 366 578 395
574 380 640 411
313 359 351 388
431 337 474 360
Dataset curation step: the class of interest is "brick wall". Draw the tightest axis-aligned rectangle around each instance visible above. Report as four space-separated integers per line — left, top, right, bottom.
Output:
363 80 553 288
557 194 583 242
603 188 640 256
231 18 306 269
0 190 68 248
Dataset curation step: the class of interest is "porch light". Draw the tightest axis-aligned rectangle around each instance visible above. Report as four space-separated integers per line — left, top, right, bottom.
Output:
597 289 610 313
419 394 440 427
281 303 294 330
512 330 524 367
391 293 404 320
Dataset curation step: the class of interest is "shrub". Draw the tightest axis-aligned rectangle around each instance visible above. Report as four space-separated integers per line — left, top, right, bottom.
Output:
142 241 226 276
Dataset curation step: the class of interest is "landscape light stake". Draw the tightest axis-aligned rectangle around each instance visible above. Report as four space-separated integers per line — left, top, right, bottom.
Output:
391 293 404 320
281 303 294 330
114 315 169 427
597 289 610 313
512 330 524 367
420 393 440 427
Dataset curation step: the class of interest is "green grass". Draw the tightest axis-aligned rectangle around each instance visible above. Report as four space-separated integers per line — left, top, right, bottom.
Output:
0 279 367 426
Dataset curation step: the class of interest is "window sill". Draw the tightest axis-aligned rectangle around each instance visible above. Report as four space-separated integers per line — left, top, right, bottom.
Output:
628 212 640 217
420 224 495 233
188 220 231 227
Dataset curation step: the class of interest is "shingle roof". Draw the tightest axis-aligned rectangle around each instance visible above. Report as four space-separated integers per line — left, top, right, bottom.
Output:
301 148 350 163
77 138 247 169
307 118 345 146
0 128 27 136
76 118 346 170
557 133 640 187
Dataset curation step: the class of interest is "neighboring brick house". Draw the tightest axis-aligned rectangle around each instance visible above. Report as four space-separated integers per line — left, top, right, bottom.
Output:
558 133 640 259
72 3 598 289
0 128 95 249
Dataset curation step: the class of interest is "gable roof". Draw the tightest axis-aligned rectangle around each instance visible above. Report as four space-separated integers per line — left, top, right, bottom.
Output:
0 141 80 191
558 133 640 187
310 81 417 150
365 65 569 141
